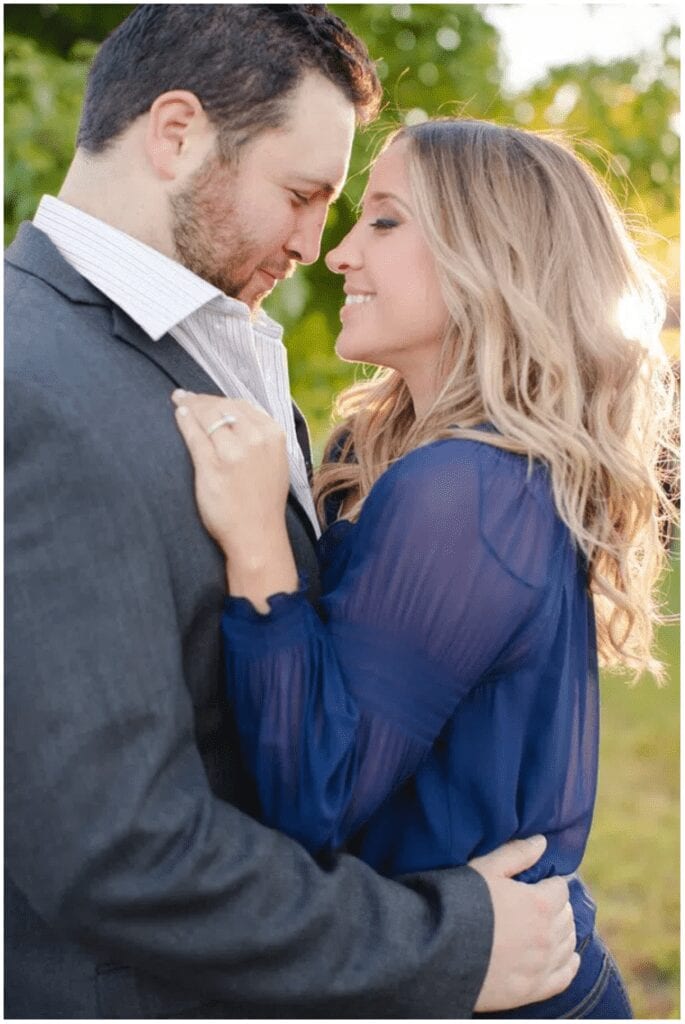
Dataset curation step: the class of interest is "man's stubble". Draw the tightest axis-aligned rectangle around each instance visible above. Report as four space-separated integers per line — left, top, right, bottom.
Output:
170 152 257 302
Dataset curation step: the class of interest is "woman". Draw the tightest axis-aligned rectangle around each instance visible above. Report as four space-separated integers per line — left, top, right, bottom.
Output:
172 120 676 1017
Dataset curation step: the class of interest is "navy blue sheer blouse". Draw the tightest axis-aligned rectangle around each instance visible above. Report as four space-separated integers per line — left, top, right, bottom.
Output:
221 437 600 941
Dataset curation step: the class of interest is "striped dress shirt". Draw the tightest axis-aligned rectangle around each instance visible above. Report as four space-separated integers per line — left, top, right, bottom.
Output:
33 194 319 534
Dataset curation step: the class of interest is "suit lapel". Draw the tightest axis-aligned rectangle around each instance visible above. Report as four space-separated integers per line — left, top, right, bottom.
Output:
7 221 319 549
110 305 225 397
110 307 319 547
291 400 314 481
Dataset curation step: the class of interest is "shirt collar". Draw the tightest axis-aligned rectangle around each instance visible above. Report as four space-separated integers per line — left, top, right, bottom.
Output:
33 194 283 342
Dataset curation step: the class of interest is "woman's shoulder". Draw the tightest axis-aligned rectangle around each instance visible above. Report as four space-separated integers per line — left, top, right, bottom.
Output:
378 433 551 502
367 435 566 588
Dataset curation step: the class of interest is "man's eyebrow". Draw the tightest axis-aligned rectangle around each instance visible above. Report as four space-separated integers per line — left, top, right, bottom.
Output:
295 177 343 201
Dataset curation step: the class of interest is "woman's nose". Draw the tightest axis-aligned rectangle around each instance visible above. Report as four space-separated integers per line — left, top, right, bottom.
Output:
325 228 361 274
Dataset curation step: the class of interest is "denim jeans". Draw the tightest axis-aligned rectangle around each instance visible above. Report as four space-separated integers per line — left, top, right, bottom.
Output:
474 930 633 1019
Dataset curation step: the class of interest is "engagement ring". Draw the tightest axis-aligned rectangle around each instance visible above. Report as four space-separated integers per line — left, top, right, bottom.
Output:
207 413 238 437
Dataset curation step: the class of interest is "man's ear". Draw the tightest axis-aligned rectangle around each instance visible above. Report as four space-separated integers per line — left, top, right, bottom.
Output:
145 90 213 180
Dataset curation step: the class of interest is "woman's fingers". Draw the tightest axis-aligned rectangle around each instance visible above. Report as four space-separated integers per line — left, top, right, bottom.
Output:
171 391 285 457
173 398 217 467
172 390 244 453
171 390 268 432
169 389 291 561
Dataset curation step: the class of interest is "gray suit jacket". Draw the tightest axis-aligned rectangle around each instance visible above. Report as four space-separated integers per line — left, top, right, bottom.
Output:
5 222 493 1019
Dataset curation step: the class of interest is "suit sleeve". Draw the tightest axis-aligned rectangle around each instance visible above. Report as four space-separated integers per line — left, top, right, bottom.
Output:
5 373 493 1018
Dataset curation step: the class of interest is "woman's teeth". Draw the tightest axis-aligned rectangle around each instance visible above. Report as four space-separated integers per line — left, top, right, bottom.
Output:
344 294 375 305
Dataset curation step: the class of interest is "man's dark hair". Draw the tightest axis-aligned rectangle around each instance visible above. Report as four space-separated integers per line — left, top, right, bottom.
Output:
76 4 382 156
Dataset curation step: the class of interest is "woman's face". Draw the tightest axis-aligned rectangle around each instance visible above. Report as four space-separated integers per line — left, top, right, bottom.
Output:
325 140 449 382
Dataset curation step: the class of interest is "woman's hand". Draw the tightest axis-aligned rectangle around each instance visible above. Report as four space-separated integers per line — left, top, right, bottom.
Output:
172 390 298 610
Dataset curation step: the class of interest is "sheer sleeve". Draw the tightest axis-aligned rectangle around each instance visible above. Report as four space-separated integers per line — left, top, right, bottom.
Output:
222 439 554 854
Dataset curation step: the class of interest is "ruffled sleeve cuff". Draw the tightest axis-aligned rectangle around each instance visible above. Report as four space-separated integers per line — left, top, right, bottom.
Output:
222 574 318 650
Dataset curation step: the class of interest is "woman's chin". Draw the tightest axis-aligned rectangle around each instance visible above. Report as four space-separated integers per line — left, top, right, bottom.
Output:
335 334 374 364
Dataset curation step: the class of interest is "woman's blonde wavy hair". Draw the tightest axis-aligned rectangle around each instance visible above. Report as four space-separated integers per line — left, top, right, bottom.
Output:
314 119 678 680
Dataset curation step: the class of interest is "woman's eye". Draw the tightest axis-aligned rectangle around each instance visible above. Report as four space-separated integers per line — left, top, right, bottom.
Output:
369 218 399 230
291 191 310 206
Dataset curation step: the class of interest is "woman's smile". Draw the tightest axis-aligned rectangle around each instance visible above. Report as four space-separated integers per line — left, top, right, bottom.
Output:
340 292 376 319
326 140 448 382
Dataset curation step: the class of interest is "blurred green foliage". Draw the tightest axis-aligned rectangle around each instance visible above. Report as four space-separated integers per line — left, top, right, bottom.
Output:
3 5 680 1018
517 47 680 288
4 5 680 445
4 34 96 229
3 5 132 55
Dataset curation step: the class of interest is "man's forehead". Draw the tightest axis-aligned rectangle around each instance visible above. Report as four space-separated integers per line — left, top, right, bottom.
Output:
275 74 356 194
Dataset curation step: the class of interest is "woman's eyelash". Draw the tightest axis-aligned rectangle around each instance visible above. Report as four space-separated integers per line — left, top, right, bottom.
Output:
291 191 310 206
369 218 399 230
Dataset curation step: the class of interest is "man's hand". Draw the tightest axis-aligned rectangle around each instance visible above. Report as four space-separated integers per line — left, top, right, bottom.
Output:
470 836 579 1013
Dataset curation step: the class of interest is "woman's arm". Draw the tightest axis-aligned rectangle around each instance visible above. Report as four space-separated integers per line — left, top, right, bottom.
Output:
173 392 549 853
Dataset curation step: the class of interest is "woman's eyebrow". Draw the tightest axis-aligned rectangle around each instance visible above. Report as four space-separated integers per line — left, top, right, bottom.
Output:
363 190 414 214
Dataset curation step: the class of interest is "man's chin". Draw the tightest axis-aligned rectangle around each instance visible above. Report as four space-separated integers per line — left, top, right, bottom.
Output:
236 277 275 311
235 289 266 314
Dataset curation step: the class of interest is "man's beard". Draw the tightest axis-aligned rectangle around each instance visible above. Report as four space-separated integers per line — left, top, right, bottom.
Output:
170 154 258 303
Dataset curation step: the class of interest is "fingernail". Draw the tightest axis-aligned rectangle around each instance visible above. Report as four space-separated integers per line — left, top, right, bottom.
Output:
526 834 546 848
172 389 187 400
176 406 189 417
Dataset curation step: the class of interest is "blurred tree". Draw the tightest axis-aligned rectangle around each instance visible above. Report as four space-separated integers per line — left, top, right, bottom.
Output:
3 5 679 443
3 5 133 55
508 25 680 290
4 34 96 235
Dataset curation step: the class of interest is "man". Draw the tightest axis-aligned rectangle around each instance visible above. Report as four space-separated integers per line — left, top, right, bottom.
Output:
5 6 578 1018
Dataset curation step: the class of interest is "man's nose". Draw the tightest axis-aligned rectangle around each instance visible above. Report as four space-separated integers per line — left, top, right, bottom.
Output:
285 209 329 266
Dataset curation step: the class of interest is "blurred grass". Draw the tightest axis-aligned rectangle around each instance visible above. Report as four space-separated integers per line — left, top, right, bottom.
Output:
583 535 679 1018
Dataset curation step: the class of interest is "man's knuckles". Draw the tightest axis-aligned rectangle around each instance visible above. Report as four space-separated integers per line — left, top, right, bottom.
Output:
533 877 568 917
